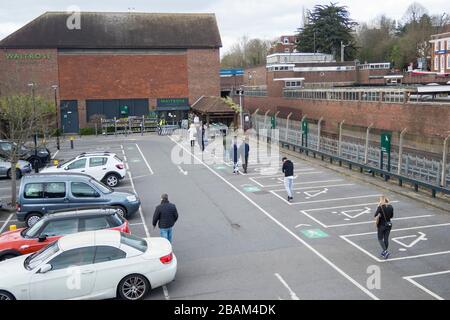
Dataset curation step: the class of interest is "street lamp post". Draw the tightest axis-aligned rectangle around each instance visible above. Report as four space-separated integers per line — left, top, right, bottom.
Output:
238 89 243 130
28 83 38 173
51 85 60 150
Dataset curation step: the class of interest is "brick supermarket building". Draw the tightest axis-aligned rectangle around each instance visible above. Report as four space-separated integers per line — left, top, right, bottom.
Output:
0 12 222 132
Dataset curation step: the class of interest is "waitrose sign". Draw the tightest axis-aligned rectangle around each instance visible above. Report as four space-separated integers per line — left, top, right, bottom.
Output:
5 52 52 60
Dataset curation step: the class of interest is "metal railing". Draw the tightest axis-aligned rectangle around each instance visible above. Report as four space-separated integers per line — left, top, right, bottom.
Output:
252 114 450 197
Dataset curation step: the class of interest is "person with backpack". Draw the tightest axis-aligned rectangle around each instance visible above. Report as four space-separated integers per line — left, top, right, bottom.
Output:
374 196 394 259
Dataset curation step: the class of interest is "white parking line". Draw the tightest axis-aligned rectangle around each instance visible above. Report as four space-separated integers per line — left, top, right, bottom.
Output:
300 210 433 229
168 136 379 300
274 273 300 300
340 223 450 262
135 143 154 175
0 214 13 233
51 150 59 159
302 202 398 212
122 144 170 300
121 145 150 238
249 178 345 188
403 270 450 300
271 183 355 192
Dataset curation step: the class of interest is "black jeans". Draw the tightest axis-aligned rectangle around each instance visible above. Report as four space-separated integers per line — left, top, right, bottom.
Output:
377 224 392 251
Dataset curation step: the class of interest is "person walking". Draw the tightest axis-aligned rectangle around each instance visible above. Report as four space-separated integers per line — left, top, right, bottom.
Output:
231 136 240 174
240 138 250 174
152 194 178 243
282 157 294 202
374 196 394 259
188 124 196 147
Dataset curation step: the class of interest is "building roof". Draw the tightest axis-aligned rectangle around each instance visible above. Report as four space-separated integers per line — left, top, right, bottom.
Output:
191 96 236 114
0 12 222 49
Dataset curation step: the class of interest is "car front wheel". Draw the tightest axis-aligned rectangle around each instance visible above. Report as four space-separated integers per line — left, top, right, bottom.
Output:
104 173 119 187
0 290 15 300
118 274 150 300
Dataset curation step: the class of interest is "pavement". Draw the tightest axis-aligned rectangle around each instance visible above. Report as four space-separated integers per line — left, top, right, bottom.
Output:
0 132 449 300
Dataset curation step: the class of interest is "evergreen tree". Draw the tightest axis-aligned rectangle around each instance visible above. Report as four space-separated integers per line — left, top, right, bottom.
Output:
296 3 358 60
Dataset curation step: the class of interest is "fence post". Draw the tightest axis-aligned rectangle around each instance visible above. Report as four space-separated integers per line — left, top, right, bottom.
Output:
114 117 117 136
398 128 407 175
286 112 293 143
317 117 323 151
338 120 345 156
364 123 373 164
95 123 98 136
264 110 270 129
253 108 259 140
300 115 307 148
441 135 450 187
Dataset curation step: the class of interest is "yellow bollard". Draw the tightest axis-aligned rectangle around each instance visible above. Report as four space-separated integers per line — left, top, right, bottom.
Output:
70 136 74 149
9 225 17 231
53 159 59 166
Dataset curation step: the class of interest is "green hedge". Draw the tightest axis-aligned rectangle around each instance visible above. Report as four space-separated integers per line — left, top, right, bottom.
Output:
79 128 96 136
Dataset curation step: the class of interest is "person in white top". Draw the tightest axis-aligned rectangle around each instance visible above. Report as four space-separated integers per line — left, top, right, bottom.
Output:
188 124 196 147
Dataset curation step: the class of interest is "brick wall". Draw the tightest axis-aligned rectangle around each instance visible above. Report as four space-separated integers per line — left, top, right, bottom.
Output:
0 48 59 99
58 53 189 101
187 49 220 104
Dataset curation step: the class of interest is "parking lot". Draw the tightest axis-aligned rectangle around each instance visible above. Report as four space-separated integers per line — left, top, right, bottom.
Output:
1 132 449 300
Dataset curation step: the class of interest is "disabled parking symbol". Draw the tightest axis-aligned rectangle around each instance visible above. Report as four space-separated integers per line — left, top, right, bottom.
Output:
332 207 371 221
392 232 428 252
303 188 328 200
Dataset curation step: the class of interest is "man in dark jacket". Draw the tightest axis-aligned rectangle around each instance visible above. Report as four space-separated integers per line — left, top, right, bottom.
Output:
239 138 250 173
152 194 178 243
282 157 294 202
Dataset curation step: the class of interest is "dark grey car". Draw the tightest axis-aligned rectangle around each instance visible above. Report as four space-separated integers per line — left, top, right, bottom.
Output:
17 173 141 227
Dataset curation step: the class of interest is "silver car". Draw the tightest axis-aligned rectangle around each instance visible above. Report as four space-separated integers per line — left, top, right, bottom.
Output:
0 156 32 179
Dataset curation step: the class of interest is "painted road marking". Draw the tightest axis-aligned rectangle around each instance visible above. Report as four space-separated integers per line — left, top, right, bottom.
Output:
255 179 345 188
274 273 300 300
241 184 261 193
177 165 188 176
338 207 372 219
0 214 13 233
124 144 169 300
121 145 150 238
392 232 428 251
340 223 450 262
301 229 329 239
135 143 154 175
404 270 450 300
304 188 329 199
51 150 59 159
168 135 379 300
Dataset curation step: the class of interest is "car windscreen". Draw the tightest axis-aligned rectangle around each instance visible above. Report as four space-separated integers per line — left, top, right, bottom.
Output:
90 179 113 194
24 218 46 238
57 157 76 168
24 241 60 270
120 232 147 253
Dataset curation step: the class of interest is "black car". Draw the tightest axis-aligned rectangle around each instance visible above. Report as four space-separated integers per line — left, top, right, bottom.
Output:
0 140 51 169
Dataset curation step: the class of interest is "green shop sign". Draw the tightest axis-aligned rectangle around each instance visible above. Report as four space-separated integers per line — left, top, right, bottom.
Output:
156 98 190 111
5 52 52 60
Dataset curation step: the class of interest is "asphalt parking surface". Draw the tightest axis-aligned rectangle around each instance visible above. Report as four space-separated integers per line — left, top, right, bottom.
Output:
0 133 449 300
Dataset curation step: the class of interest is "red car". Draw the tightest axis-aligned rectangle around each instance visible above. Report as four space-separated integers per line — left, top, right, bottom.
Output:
0 207 130 261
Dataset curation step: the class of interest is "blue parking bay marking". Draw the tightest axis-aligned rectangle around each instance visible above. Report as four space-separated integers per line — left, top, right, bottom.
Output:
301 229 329 239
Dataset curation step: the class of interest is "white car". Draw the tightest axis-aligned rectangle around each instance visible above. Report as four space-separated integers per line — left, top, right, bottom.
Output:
0 230 177 300
42 152 126 187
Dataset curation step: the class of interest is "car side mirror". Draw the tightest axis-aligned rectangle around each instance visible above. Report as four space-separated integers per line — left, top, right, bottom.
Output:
39 264 52 274
38 234 47 242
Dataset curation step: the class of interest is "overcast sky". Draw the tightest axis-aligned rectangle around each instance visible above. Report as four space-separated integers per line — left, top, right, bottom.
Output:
0 0 449 54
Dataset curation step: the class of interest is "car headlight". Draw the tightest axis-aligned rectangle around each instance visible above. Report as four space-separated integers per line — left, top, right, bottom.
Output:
126 195 137 202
